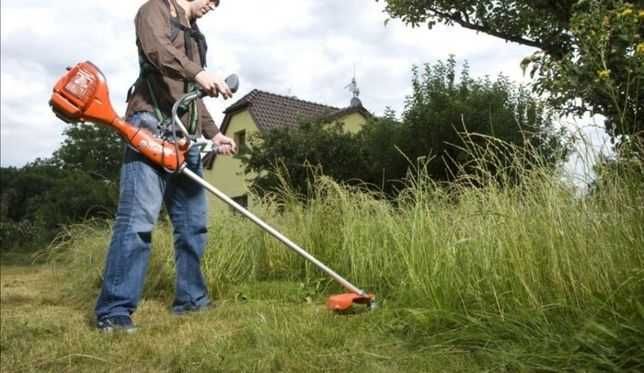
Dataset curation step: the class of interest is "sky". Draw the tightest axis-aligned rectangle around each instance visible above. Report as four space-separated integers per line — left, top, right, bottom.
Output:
0 0 610 184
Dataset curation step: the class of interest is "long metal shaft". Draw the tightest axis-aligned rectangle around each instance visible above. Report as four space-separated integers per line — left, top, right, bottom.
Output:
181 167 368 297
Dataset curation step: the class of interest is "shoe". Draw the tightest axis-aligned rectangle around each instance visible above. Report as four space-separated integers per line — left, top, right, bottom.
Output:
96 315 137 334
172 303 212 316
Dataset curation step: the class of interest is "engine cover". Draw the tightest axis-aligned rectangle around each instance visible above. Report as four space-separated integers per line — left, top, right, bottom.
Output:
50 61 187 172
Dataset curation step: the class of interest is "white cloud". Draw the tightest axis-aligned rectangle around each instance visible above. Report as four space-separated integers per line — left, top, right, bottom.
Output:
1 0 608 168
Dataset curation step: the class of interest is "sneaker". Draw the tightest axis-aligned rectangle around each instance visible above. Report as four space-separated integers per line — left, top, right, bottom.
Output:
96 315 137 334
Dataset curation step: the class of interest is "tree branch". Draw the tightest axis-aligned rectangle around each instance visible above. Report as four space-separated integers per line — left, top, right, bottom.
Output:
427 7 546 50
453 17 545 50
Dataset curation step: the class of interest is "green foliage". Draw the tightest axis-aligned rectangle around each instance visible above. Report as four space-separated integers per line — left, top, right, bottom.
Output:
397 57 567 184
379 0 643 148
525 1 643 145
1 159 59 222
53 123 123 181
0 161 119 250
378 1 576 55
591 146 644 196
0 220 47 251
1 124 122 250
242 57 568 197
30 170 118 227
353 110 406 195
240 121 368 198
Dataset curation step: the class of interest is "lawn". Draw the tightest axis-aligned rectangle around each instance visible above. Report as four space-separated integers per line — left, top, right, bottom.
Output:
2 169 643 372
1 263 479 373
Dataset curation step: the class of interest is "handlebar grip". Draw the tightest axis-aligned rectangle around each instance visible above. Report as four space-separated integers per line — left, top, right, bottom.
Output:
173 73 240 143
197 74 239 98
225 74 239 93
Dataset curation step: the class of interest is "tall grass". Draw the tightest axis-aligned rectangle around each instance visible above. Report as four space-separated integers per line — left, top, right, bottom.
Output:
49 142 644 370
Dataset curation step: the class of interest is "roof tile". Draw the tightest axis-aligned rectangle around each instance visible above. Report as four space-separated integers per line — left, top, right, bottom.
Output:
222 89 340 133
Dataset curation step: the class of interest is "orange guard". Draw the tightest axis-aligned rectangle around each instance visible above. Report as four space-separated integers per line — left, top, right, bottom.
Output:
326 293 374 311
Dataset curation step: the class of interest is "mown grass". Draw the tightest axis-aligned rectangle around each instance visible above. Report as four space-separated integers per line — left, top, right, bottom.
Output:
2 264 480 372
2 149 643 372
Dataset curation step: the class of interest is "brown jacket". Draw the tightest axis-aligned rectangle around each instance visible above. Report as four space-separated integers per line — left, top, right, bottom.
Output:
125 0 219 139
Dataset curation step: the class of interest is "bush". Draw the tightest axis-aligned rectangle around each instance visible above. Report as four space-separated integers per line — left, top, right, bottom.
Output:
0 220 47 252
1 162 119 251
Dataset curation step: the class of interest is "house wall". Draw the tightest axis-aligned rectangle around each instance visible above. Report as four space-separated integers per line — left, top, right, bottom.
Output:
335 112 368 134
203 110 259 214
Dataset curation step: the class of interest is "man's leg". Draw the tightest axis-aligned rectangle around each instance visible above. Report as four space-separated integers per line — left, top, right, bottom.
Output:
95 113 165 323
165 146 210 314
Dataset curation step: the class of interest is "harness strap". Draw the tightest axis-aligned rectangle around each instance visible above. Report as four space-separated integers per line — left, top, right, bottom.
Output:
145 78 165 123
170 18 208 68
129 0 207 135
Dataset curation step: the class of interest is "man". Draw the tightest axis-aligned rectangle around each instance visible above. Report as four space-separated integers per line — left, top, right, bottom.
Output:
95 0 236 333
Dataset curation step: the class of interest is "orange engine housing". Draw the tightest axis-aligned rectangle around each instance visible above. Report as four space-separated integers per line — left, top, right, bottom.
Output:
50 61 187 172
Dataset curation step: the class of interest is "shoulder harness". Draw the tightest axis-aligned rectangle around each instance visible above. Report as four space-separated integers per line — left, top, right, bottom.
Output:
128 0 208 135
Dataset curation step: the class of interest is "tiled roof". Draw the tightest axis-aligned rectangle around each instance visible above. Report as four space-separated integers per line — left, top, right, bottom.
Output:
220 89 342 134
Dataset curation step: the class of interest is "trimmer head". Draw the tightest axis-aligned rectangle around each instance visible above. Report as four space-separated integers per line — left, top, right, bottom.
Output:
326 293 375 312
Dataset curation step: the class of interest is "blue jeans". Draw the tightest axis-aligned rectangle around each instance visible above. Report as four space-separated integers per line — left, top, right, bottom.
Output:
95 112 210 320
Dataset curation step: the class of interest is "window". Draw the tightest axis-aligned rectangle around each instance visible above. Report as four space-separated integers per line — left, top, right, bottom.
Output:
234 130 246 150
231 194 248 211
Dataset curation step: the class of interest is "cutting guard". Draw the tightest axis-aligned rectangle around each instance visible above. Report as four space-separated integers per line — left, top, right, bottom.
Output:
326 293 375 311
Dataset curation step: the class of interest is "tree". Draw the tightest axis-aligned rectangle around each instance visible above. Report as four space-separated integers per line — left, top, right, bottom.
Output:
354 109 407 196
0 123 123 250
30 169 118 228
0 159 61 222
0 160 118 251
241 57 568 199
52 123 123 181
378 0 643 149
378 0 576 56
395 56 567 184
525 1 643 150
241 121 367 199
1 160 119 226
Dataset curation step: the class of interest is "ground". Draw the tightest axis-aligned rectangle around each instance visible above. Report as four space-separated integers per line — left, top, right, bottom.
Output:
0 262 476 373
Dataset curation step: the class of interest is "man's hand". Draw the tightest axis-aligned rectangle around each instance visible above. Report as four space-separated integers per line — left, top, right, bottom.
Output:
195 70 233 99
212 132 237 155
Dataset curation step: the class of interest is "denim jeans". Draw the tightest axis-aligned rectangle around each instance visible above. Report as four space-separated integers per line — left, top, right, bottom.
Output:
95 112 210 320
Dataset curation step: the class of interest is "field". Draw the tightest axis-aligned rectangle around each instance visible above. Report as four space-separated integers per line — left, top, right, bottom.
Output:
2 167 643 372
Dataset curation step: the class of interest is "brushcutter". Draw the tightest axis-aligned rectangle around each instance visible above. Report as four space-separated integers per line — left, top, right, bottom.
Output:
49 61 375 312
